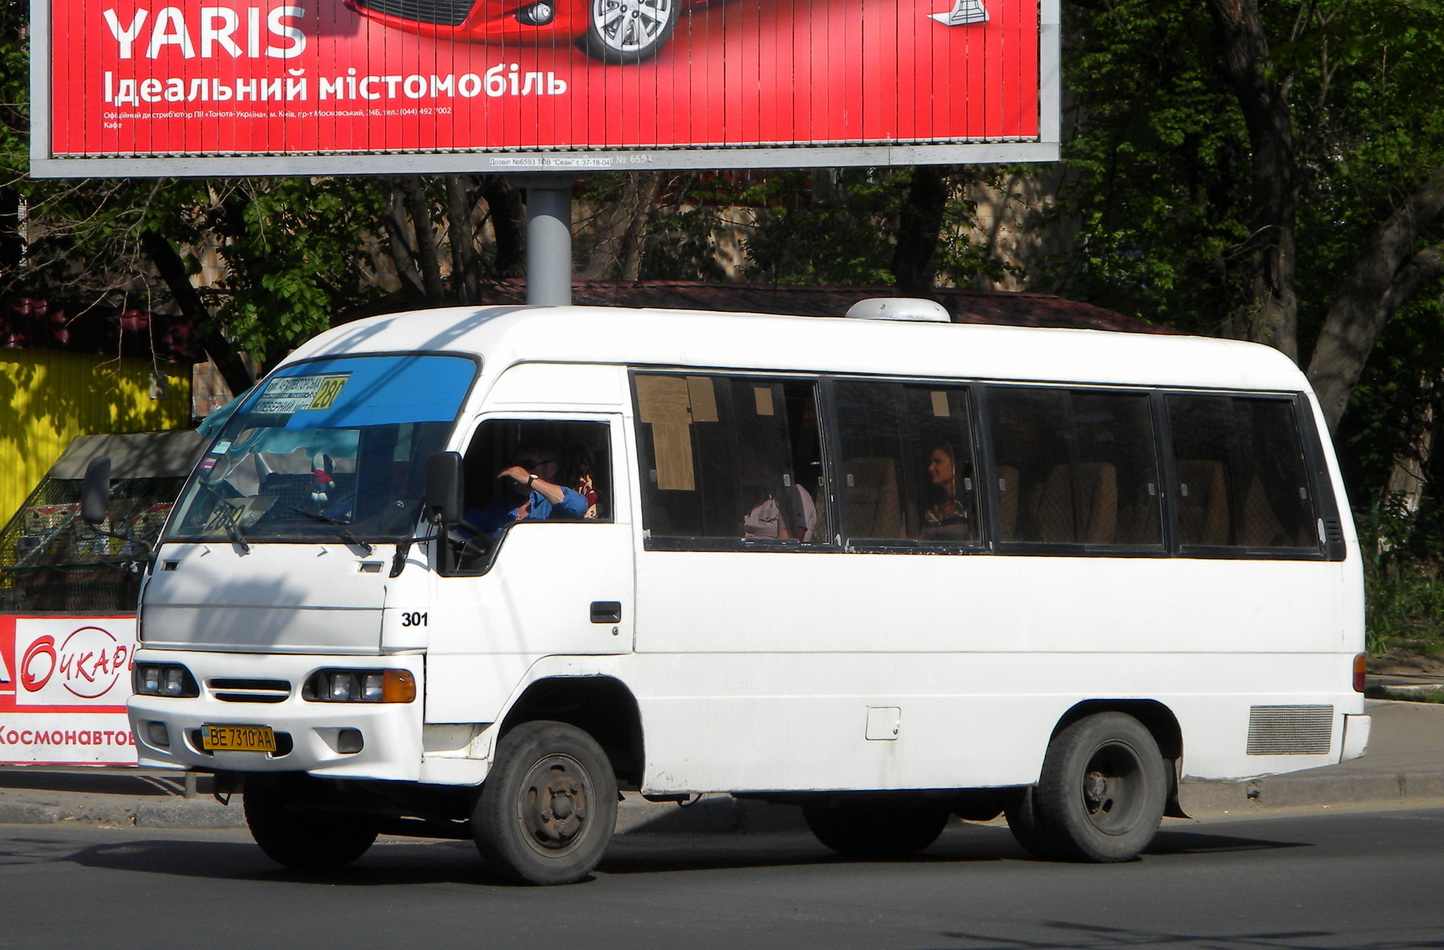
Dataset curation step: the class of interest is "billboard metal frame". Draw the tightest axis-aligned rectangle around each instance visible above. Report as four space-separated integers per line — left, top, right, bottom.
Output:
29 0 1059 178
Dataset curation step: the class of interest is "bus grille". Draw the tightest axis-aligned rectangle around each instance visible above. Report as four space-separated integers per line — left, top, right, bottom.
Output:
353 0 474 27
1246 705 1332 755
209 678 291 703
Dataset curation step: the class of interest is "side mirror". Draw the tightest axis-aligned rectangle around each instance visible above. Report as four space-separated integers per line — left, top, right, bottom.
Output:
81 457 112 526
424 452 464 526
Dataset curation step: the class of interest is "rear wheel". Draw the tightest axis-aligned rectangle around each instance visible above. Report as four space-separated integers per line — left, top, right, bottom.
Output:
803 799 950 857
1008 712 1167 862
472 721 618 885
243 778 378 870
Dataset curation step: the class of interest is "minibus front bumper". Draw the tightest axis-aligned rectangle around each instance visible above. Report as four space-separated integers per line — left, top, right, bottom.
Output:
127 650 424 781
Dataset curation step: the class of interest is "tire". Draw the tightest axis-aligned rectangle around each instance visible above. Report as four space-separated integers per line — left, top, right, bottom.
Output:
1003 786 1063 860
1014 712 1167 863
243 779 378 870
579 0 677 64
802 799 950 858
472 721 618 885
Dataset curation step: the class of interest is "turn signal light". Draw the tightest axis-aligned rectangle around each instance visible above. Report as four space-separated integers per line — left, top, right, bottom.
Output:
1353 653 1367 693
381 669 417 703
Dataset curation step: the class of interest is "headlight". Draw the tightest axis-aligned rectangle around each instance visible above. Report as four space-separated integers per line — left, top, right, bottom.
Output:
304 669 415 704
133 663 199 698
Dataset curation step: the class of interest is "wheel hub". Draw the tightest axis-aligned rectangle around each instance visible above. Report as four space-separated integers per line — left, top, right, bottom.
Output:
1084 770 1111 810
520 756 591 853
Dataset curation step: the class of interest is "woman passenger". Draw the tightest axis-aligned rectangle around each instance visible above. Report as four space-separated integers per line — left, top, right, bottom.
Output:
922 441 974 541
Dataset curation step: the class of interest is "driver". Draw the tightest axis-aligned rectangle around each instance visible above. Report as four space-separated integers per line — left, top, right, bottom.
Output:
457 443 589 539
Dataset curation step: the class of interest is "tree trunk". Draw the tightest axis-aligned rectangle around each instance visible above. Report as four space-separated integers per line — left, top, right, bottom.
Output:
1307 165 1444 431
620 175 659 281
385 184 429 302
446 175 483 303
892 166 950 297
478 176 526 279
576 173 660 280
1209 0 1299 360
141 230 255 398
401 177 446 301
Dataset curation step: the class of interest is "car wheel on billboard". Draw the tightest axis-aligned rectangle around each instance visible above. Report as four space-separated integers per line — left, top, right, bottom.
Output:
579 0 677 64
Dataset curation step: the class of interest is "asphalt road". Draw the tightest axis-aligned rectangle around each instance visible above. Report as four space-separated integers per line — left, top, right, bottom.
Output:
2 806 1442 949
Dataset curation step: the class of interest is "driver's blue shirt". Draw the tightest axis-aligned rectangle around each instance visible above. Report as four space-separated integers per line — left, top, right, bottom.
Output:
460 486 589 538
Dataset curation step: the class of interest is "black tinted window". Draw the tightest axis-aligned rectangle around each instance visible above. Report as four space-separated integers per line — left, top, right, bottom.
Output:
986 387 1161 547
1167 395 1317 549
832 381 978 546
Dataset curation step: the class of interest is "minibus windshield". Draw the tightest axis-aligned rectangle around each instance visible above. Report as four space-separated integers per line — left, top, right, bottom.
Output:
165 354 477 545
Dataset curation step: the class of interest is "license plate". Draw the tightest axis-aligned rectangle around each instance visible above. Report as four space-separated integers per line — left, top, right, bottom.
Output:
201 724 277 753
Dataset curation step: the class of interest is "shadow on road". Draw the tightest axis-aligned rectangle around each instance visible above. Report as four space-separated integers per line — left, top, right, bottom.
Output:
44 819 1312 889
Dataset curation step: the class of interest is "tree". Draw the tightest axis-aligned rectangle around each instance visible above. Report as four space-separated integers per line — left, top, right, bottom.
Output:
1058 0 1444 439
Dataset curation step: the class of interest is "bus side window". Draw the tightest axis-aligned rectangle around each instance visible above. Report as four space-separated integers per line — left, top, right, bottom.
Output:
987 387 1161 548
1167 394 1317 551
832 380 978 547
834 382 910 543
633 373 822 547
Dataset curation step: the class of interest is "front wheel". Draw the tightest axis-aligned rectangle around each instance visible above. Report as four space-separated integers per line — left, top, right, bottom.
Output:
472 721 618 885
243 778 378 870
803 799 950 857
1009 712 1167 863
579 0 677 64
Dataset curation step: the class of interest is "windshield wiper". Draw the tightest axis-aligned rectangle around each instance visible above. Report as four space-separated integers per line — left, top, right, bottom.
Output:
199 481 250 555
292 507 374 555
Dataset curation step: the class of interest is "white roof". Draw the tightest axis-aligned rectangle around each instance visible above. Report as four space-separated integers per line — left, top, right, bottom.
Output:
284 304 1311 394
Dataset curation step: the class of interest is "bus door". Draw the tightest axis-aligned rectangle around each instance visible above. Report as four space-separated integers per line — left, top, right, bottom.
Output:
423 415 633 725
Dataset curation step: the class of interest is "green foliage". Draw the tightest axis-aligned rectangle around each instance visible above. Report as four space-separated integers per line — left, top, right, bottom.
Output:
612 168 1015 289
1052 0 1444 346
737 169 910 286
0 0 26 166
1358 500 1444 655
1057 0 1444 502
194 177 393 365
1047 0 1250 330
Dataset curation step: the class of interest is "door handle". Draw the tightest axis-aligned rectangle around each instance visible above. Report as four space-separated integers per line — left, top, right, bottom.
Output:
590 601 622 624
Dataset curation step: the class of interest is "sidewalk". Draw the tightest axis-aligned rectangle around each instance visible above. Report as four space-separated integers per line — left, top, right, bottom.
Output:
2 700 1442 832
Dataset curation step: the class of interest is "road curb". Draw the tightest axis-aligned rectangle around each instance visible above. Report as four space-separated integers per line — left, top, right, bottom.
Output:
1178 773 1444 815
0 802 62 825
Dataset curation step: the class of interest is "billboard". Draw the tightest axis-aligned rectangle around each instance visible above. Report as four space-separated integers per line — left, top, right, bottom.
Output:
30 0 1059 175
0 617 138 766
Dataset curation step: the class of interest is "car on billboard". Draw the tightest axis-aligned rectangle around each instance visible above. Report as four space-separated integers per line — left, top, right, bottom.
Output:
345 0 701 64
345 0 987 65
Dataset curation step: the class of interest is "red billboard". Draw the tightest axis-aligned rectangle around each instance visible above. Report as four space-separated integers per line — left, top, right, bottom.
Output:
33 0 1056 173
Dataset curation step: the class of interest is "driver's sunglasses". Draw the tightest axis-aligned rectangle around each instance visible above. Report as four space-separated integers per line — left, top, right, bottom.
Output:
515 457 556 469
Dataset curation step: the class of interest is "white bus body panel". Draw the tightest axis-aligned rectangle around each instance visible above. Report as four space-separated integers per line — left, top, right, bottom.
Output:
628 552 1354 791
140 542 390 654
423 520 635 725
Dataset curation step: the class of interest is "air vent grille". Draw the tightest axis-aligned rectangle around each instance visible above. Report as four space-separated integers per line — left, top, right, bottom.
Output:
1246 704 1332 755
209 678 291 704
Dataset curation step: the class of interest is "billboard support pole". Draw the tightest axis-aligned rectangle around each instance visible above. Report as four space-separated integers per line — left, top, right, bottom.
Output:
521 175 575 307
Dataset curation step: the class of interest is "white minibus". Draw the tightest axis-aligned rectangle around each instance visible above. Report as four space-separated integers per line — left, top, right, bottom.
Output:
99 300 1368 884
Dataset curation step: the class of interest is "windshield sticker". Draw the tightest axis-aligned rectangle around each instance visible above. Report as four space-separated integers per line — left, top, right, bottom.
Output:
253 374 351 415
